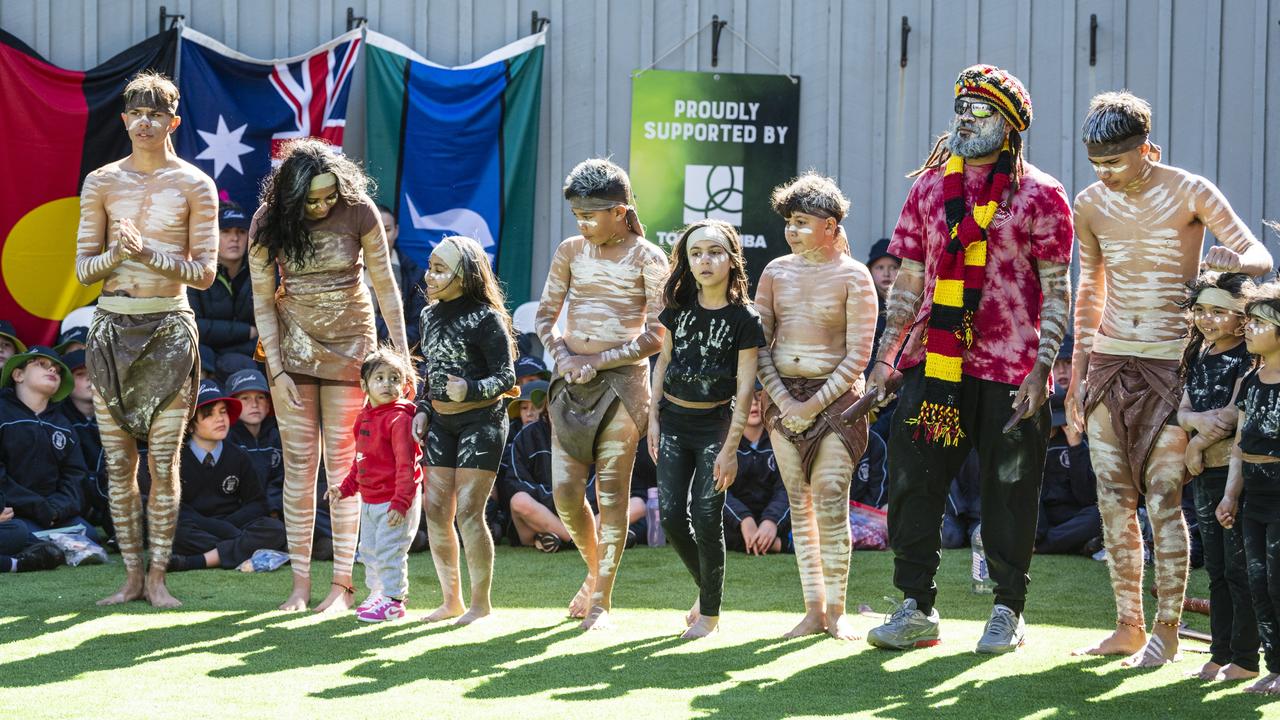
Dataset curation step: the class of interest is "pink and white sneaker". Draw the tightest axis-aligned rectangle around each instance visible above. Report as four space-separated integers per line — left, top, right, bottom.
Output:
356 594 384 614
357 597 405 623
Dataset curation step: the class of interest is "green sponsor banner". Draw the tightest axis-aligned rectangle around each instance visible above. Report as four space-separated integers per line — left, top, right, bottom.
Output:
629 70 800 288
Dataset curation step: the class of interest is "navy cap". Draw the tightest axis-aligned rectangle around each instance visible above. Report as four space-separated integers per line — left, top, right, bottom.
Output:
195 379 242 424
867 238 898 266
62 349 87 371
1 345 73 402
514 355 551 380
218 204 251 230
0 320 27 354
54 325 88 354
1057 335 1074 362
226 369 269 396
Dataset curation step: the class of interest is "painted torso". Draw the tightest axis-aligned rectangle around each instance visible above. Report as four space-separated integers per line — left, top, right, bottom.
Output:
760 254 870 379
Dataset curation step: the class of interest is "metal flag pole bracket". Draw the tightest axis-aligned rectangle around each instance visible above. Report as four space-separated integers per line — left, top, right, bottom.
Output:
900 17 911 68
531 11 551 35
1089 14 1098 66
710 15 728 67
159 6 184 34
347 7 368 31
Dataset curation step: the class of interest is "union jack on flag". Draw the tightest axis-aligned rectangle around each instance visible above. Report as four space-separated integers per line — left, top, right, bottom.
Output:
175 27 363 210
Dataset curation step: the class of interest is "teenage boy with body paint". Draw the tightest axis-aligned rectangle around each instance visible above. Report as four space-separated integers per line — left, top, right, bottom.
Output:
535 158 668 630
754 172 879 640
75 70 219 608
1067 91 1271 666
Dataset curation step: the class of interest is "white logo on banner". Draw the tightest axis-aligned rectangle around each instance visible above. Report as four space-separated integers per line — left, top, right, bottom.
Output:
683 165 743 225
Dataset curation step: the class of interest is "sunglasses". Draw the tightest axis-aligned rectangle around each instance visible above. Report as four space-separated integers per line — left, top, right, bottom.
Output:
954 98 997 119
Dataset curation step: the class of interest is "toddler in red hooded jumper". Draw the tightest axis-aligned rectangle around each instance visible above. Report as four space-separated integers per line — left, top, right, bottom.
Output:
328 347 423 622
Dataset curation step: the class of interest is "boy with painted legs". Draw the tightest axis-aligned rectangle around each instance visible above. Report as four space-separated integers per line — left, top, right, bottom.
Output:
535 159 667 630
1068 92 1271 666
755 173 878 640
75 71 219 608
868 65 1074 653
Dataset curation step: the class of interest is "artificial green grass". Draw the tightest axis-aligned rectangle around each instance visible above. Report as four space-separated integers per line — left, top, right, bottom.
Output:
1 546 1276 719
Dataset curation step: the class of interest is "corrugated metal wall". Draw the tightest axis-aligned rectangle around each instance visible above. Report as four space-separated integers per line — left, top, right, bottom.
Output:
3 0 1278 297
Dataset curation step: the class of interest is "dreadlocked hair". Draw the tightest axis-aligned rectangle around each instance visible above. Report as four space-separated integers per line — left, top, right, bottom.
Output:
254 138 374 268
910 129 1027 193
662 219 751 312
436 236 517 360
1178 271 1253 373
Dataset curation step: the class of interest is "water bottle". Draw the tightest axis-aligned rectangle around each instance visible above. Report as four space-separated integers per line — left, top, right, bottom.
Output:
970 523 994 594
646 487 665 547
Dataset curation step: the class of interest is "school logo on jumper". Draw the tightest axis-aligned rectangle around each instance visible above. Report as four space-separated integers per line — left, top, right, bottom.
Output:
51 430 67 451
683 165 744 225
222 475 239 495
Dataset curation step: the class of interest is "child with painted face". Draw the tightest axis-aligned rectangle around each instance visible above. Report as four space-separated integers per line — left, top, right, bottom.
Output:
1217 285 1280 694
647 220 765 639
410 236 516 625
328 348 423 622
535 158 667 630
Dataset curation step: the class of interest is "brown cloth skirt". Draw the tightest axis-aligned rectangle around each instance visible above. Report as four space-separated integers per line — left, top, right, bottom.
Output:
548 364 651 465
87 307 200 440
275 285 375 383
1083 352 1183 485
763 376 868 479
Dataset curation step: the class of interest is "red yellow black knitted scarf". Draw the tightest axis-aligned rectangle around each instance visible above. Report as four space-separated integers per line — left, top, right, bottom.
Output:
907 141 1012 446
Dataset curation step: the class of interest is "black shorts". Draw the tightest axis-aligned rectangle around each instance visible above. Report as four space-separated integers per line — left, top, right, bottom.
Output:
426 402 508 472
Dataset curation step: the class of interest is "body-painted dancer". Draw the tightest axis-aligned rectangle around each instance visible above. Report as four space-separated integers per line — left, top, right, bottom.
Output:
867 65 1074 653
1178 272 1257 682
755 173 878 640
1067 91 1271 665
648 220 765 639
248 139 408 612
411 236 516 625
76 72 219 608
535 159 668 630
1218 287 1280 695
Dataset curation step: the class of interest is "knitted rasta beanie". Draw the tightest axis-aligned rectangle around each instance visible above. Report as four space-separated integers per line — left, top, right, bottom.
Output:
954 64 1032 132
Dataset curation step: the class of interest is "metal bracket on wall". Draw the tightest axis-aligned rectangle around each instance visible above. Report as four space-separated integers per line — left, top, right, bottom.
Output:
158 6 184 33
710 15 728 67
347 7 368 31
1090 14 1098 66
531 11 550 35
900 16 911 68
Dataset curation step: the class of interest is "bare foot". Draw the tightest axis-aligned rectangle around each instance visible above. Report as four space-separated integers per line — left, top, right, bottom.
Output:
279 576 312 612
783 611 827 639
143 569 182 609
1244 672 1280 694
686 598 701 627
1071 625 1146 656
423 602 465 623
1189 660 1223 680
313 583 355 614
825 612 861 641
97 571 145 606
454 606 491 626
1121 624 1180 667
580 605 613 631
568 579 593 619
1264 676 1280 696
1215 663 1260 681
681 615 719 639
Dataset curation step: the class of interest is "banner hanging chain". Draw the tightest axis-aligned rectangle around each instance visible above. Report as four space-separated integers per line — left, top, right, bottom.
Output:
634 20 797 83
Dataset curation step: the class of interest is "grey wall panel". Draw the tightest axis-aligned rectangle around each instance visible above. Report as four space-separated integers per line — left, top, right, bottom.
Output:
2 0 1277 302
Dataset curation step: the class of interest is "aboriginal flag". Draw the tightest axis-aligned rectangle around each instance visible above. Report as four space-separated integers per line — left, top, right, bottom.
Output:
0 29 177 347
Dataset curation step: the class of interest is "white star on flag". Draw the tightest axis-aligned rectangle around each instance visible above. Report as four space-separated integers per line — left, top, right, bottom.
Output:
195 116 253 179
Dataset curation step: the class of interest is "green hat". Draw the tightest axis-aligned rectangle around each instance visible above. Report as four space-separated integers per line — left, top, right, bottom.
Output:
1 345 74 402
507 379 549 420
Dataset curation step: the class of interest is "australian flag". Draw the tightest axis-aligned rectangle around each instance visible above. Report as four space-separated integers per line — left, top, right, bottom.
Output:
174 27 362 211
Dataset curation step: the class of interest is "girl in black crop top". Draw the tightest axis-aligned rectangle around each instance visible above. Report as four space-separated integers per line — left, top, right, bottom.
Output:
649 220 764 639
1174 272 1256 679
411 235 515 625
1218 287 1280 686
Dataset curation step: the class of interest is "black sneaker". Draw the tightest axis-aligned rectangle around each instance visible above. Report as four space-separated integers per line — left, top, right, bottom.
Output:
15 542 66 572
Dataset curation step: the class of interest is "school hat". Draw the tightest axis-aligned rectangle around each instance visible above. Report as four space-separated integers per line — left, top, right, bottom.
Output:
1057 334 1074 362
194 379 242 425
226 368 269 397
54 325 88 354
507 379 550 419
0 320 27 354
1 345 74 402
61 349 87 372
866 238 898 266
218 204 251 230
515 355 552 381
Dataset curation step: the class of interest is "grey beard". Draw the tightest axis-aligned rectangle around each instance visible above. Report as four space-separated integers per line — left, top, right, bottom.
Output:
949 121 1006 158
